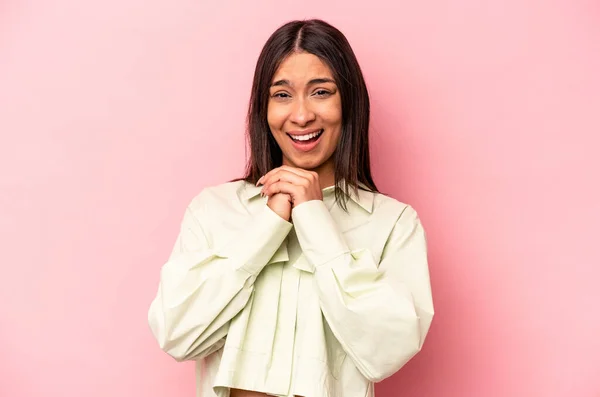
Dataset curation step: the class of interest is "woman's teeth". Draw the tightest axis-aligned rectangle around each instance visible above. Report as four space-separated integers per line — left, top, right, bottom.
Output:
290 129 323 141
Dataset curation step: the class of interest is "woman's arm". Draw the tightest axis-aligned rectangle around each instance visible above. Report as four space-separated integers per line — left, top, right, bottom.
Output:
148 189 293 361
291 201 434 382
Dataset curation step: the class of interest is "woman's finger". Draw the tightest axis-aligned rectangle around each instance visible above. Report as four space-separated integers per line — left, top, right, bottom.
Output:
257 165 317 186
262 181 299 198
261 169 309 192
277 165 314 179
278 166 319 188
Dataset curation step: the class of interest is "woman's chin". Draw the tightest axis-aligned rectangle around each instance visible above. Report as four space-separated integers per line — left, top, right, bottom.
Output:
284 156 323 171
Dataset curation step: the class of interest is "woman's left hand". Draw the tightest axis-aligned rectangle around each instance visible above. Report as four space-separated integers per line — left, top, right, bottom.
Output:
257 165 323 208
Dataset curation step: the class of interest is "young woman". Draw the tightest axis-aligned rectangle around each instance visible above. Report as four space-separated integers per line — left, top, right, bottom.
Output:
148 19 434 397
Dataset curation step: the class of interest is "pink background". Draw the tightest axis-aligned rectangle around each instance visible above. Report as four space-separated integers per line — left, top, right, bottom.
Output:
1 0 599 396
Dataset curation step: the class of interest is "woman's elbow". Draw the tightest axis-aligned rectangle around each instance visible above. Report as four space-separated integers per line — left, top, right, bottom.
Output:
148 303 192 361
368 314 427 382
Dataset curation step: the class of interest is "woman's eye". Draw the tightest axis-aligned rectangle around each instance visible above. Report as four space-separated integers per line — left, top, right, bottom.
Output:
314 90 331 97
272 92 290 98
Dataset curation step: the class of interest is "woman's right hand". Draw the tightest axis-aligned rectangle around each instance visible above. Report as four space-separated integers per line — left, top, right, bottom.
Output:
267 193 292 221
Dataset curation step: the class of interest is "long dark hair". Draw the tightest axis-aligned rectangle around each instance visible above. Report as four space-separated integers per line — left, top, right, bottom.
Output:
239 19 378 210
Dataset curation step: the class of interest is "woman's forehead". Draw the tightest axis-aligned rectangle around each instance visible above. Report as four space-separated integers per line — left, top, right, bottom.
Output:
272 53 334 83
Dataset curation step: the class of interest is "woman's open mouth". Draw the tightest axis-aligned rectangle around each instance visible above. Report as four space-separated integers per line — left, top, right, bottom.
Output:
287 129 324 152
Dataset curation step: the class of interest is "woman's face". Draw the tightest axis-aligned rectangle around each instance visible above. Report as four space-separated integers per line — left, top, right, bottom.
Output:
267 52 342 173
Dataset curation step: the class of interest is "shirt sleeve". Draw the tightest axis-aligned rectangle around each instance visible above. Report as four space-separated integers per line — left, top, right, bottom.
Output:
291 200 434 382
147 191 293 362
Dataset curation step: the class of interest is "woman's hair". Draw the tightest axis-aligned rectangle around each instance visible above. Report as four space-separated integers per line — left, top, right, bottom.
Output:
240 19 378 210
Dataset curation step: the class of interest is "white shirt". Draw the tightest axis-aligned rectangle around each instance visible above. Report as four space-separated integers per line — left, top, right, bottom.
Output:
148 180 434 397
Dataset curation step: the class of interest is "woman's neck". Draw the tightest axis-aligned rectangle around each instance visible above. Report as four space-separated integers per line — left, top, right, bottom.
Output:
313 160 335 190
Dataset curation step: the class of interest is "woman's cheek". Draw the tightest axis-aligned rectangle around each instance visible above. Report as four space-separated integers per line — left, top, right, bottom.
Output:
268 108 287 129
320 102 342 123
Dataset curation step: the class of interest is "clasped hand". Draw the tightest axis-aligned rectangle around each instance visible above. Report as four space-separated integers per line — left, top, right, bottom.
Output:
257 165 323 208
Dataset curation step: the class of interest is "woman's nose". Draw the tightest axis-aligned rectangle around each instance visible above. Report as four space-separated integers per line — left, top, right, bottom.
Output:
289 99 316 126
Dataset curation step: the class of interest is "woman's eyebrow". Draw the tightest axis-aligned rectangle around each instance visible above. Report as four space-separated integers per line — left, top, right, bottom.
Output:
271 79 291 87
307 78 336 85
270 77 336 87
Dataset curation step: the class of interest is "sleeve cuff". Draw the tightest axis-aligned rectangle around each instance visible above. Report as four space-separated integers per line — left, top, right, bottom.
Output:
219 205 293 275
291 200 350 270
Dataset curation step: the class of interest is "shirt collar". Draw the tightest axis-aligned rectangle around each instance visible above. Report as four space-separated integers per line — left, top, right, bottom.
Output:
240 180 375 213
